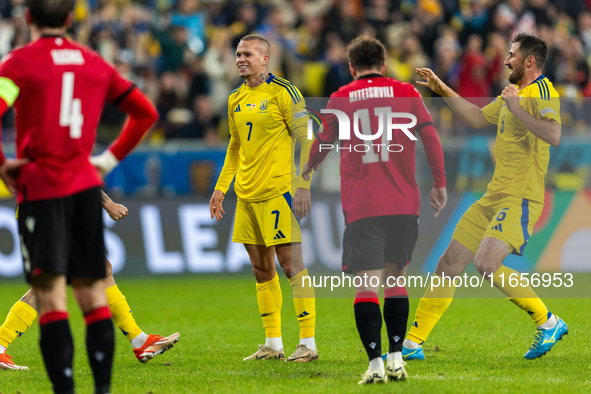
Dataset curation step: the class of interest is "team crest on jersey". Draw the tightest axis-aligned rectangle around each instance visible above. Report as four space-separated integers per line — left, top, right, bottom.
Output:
259 99 268 113
246 103 257 111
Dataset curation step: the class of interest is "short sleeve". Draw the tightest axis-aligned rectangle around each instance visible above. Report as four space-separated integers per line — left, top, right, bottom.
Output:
534 97 561 125
482 96 503 125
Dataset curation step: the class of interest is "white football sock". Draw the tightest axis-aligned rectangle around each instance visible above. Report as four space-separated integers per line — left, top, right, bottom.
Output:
538 314 557 330
299 336 316 351
130 332 149 349
265 337 283 351
403 338 420 349
0 345 6 353
369 356 384 371
387 351 403 363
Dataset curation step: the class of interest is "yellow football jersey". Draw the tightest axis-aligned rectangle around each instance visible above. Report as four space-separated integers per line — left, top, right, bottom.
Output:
215 74 312 202
482 75 561 203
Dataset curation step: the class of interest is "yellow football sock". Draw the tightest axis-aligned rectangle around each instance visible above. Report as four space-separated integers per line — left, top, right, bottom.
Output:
106 285 143 341
289 269 316 339
0 300 37 348
491 265 550 325
256 272 282 338
406 274 456 345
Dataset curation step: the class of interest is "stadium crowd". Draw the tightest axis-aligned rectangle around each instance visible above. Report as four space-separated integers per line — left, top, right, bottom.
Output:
0 0 590 143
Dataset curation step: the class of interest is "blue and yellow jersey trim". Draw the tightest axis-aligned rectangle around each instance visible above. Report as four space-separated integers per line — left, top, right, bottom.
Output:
532 74 551 100
267 74 302 104
230 83 244 96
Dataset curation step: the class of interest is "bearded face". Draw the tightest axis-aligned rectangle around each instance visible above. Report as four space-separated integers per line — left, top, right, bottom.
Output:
508 60 525 85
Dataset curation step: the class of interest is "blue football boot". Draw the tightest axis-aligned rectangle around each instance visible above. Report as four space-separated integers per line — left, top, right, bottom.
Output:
402 345 425 361
524 316 568 359
382 343 425 361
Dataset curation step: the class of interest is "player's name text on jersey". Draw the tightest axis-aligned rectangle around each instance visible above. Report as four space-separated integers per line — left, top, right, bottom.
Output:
349 85 394 103
50 49 85 65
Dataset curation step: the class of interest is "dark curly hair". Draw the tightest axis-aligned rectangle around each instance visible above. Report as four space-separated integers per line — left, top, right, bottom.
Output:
346 36 386 72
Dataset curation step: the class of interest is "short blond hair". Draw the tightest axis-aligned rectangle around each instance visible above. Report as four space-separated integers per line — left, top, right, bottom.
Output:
240 34 271 55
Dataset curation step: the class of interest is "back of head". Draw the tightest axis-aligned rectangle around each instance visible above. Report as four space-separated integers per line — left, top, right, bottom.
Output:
346 36 386 72
27 0 74 29
512 33 548 70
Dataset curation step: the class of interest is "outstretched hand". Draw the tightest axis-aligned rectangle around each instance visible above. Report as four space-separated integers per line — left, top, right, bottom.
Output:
416 68 446 96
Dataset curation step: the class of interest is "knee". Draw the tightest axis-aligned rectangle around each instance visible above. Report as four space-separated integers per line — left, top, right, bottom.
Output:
252 266 275 283
277 255 293 278
473 254 495 277
436 252 459 277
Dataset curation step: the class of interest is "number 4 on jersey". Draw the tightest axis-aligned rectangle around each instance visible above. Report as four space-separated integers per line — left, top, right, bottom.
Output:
59 72 84 139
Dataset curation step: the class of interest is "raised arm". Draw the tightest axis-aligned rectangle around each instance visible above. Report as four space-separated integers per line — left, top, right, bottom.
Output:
415 68 491 129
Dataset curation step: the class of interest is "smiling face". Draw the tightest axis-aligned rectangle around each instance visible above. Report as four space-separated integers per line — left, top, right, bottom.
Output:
235 39 269 80
505 42 526 85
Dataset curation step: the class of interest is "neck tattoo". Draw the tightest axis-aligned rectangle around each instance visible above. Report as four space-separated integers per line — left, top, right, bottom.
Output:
259 72 268 83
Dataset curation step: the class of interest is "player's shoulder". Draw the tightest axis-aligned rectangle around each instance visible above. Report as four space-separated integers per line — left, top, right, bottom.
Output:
0 45 26 66
525 74 559 99
229 81 246 103
268 74 303 104
332 76 419 97
65 39 112 66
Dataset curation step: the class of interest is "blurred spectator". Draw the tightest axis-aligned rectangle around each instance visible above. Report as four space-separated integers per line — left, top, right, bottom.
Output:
171 0 206 55
323 34 353 96
181 95 221 143
203 28 237 113
388 33 429 83
0 0 590 142
458 34 501 97
153 24 192 73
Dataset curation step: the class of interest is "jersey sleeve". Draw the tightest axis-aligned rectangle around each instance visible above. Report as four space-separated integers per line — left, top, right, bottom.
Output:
533 96 561 125
280 84 313 189
307 95 340 168
0 53 22 165
214 95 241 194
104 60 135 104
0 53 23 107
410 86 435 132
482 96 502 125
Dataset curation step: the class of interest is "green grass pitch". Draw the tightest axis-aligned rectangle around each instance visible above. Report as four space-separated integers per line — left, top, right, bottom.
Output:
0 275 590 393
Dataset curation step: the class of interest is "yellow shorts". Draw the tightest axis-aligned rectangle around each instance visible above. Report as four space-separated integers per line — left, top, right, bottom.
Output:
233 192 302 246
452 193 543 256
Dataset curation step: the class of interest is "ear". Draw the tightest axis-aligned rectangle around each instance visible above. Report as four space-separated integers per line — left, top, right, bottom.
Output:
65 11 74 28
380 62 386 75
349 62 356 79
24 8 32 25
